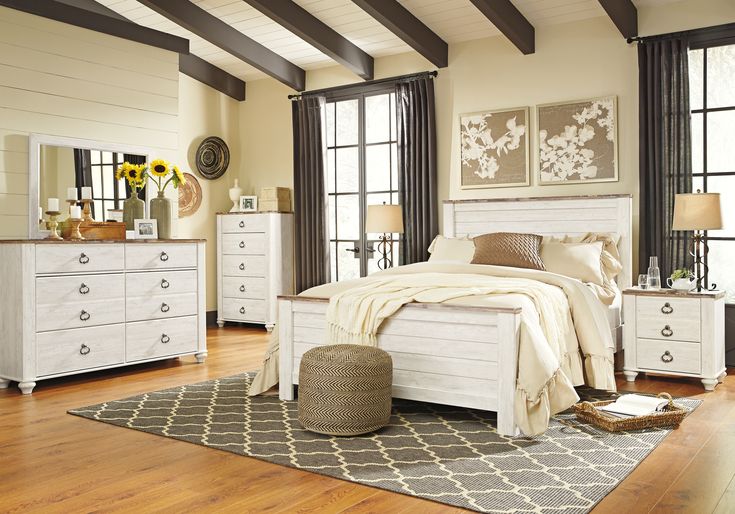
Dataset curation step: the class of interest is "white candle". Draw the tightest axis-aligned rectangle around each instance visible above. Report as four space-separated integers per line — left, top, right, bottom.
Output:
39 207 43 221
70 205 82 219
81 187 92 200
67 187 78 200
47 198 59 212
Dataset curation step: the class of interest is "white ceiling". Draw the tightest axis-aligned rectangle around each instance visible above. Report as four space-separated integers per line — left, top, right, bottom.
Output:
98 0 680 83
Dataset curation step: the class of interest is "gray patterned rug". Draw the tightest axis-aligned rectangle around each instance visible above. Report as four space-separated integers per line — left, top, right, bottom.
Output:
68 374 699 513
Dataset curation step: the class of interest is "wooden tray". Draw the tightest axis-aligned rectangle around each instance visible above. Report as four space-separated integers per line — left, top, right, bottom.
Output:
573 392 689 432
60 221 127 240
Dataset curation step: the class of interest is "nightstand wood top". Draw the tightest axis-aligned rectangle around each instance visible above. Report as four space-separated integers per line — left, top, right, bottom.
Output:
623 287 726 299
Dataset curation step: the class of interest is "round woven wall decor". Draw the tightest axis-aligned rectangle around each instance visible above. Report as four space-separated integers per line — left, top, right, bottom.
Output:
178 173 202 218
195 136 230 179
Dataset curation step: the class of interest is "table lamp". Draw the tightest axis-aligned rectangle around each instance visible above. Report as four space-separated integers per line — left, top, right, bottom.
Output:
672 190 723 292
366 203 404 270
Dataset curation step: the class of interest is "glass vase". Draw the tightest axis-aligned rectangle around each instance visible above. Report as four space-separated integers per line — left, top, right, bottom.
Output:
122 192 144 231
149 191 171 239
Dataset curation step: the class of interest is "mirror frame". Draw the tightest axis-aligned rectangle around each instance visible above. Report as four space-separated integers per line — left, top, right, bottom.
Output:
28 133 153 239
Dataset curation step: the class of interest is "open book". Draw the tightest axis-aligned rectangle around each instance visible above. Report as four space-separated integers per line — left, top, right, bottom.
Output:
597 394 669 418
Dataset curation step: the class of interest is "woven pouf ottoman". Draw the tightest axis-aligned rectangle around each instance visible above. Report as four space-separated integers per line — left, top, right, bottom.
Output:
298 344 393 436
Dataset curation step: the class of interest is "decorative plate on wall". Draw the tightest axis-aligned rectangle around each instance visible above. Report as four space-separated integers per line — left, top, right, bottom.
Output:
195 136 230 179
178 172 202 217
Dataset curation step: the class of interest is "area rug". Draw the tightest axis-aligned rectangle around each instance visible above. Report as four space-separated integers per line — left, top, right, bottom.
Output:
69 373 699 514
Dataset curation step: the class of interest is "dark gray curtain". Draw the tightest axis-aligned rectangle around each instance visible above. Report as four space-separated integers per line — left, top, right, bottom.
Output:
293 95 329 293
638 37 693 279
123 153 146 200
73 149 93 216
395 76 438 264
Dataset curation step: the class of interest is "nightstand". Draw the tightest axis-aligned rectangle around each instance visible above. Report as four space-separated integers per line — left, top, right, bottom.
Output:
622 288 726 391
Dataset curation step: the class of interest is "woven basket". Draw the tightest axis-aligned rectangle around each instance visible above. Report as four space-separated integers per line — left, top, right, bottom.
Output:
573 392 689 432
298 344 392 436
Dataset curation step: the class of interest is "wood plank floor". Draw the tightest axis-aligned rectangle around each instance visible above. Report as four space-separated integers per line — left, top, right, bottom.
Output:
0 325 732 513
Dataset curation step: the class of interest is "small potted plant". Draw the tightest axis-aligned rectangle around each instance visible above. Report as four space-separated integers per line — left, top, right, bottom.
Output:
667 268 695 291
147 159 186 240
115 162 147 231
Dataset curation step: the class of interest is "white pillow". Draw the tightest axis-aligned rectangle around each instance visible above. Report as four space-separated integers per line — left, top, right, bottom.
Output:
427 236 475 263
540 241 605 285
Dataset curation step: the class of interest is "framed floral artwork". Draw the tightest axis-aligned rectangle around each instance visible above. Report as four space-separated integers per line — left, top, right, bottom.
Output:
536 96 618 185
460 107 529 189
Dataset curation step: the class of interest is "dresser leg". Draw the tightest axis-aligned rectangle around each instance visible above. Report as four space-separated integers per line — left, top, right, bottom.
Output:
702 378 718 391
216 319 225 328
18 381 36 394
195 352 207 364
265 324 275 333
623 370 638 383
0 378 10 389
718 371 727 383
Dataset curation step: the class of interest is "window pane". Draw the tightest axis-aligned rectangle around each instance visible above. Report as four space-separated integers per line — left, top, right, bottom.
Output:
117 175 126 198
365 94 390 144
704 175 735 237
103 200 115 221
328 194 336 239
90 151 100 165
706 45 735 109
335 147 358 193
689 49 704 110
707 240 735 303
691 112 703 174
336 194 359 240
336 99 358 146
707 111 735 172
337 241 360 281
93 200 102 221
327 148 336 194
92 170 102 200
326 102 335 147
103 166 114 198
391 143 398 190
330 242 337 282
390 92 396 140
365 144 391 192
101 151 113 164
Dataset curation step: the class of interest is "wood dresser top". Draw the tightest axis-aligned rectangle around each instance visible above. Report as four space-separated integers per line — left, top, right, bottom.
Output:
623 287 726 299
0 239 207 244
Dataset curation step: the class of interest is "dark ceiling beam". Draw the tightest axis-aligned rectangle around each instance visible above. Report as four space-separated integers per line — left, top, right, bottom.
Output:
352 0 448 68
138 0 305 91
598 0 637 39
243 0 373 80
179 53 246 101
0 0 189 53
469 0 534 55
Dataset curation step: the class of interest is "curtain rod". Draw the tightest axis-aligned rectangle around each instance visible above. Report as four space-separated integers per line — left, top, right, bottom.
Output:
288 70 438 100
627 22 735 45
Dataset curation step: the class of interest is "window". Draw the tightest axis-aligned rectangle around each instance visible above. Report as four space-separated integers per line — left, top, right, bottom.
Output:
87 150 127 221
689 44 735 302
325 90 400 281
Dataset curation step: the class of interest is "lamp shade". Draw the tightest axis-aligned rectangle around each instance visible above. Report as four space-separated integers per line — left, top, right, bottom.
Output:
366 204 404 234
672 192 723 231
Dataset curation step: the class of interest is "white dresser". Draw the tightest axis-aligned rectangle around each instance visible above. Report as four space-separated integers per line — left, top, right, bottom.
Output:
216 213 294 331
0 240 207 394
623 288 726 390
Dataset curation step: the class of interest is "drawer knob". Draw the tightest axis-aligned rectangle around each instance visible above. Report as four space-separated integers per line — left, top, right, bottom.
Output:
239 263 245 271
239 221 245 228
79 344 91 355
160 251 169 262
161 278 170 289
239 284 246 292
79 310 90 321
661 325 673 337
661 350 674 363
239 241 245 248
661 302 673 314
239 306 246 314
161 303 170 313
79 283 90 295
161 334 170 344
79 253 89 264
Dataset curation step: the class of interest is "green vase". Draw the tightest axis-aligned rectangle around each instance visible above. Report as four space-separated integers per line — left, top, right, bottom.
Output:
123 192 144 231
149 191 172 239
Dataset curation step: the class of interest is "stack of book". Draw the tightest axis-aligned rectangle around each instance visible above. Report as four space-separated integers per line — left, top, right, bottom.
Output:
596 394 670 419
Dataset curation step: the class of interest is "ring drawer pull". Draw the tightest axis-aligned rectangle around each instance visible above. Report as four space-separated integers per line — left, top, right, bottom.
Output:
161 279 170 289
80 310 90 321
239 285 246 292
160 251 169 262
79 283 90 295
239 241 245 248
661 325 673 337
239 306 246 314
79 253 89 264
161 303 170 313
239 221 245 228
161 334 170 344
661 350 674 363
79 343 91 355
239 263 245 270
661 302 673 314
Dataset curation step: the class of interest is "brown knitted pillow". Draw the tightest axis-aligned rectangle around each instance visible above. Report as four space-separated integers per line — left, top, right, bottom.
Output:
471 232 546 271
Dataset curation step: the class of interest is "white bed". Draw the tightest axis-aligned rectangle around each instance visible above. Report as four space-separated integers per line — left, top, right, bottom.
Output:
278 194 632 436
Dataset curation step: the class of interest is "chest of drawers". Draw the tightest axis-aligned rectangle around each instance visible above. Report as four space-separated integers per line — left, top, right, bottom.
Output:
0 240 207 394
622 288 726 390
216 213 294 331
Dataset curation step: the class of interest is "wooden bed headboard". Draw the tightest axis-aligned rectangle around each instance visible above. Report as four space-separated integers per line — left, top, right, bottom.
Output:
443 194 633 289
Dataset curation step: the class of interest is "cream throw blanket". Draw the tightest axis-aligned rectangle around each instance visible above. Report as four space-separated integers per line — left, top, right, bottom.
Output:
249 262 616 436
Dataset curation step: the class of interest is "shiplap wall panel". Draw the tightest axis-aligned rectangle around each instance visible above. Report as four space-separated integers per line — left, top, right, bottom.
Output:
0 6 179 239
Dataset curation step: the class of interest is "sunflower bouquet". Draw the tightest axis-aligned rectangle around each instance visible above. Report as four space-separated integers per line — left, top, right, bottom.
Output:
148 159 186 192
115 162 147 191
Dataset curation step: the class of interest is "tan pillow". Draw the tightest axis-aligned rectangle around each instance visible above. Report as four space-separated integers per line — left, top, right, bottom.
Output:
428 235 475 263
471 232 545 271
541 241 605 285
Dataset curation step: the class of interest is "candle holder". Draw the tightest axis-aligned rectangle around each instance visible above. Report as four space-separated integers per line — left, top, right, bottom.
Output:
65 199 78 221
67 218 85 240
44 211 62 240
79 199 94 222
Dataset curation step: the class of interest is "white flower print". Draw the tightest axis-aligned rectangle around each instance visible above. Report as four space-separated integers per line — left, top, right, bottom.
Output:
461 111 527 182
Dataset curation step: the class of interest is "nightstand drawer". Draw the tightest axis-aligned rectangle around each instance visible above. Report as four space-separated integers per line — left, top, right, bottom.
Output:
636 297 701 342
636 338 701 375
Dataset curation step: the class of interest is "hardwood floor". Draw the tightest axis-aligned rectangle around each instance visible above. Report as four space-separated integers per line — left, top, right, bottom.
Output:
0 325 732 513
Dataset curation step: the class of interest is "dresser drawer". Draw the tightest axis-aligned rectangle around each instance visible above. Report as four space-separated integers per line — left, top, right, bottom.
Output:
126 292 198 322
36 273 124 305
636 338 701 375
221 233 266 255
221 214 266 233
37 297 124 332
222 255 266 277
126 316 198 362
222 277 266 300
222 298 266 323
36 244 124 274
36 324 125 377
125 244 197 270
126 270 198 297
636 297 701 342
